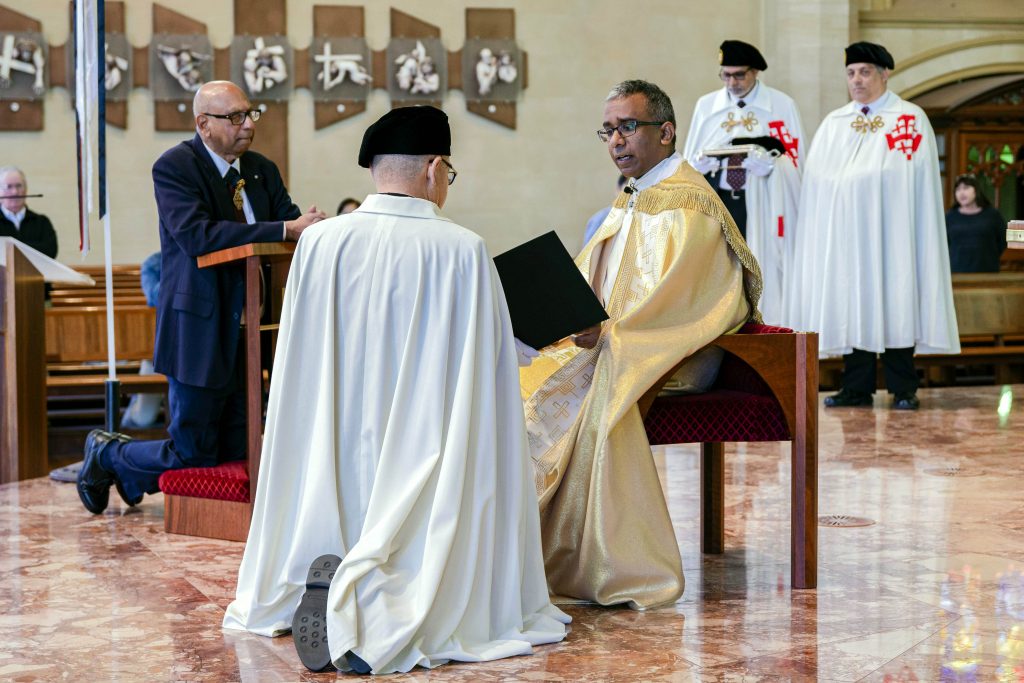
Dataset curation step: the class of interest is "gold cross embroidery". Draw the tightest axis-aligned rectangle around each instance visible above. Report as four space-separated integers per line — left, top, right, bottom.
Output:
232 178 246 211
721 111 758 133
850 115 884 134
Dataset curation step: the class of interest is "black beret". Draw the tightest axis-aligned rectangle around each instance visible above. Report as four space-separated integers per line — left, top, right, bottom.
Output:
845 42 894 70
358 105 451 169
719 40 767 71
732 136 787 156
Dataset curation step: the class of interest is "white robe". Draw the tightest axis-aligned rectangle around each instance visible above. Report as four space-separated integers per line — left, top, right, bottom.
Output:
682 83 804 325
784 91 959 356
745 154 801 325
223 194 569 673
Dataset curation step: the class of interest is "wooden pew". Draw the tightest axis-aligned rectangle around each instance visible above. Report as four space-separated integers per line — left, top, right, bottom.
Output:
46 305 158 363
922 284 1024 384
45 295 168 464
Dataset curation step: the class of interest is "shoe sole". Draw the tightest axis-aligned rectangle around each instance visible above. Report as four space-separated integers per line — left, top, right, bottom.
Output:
292 554 342 672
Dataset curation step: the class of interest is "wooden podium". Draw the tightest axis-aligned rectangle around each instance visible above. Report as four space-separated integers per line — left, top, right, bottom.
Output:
196 241 296 498
0 241 47 483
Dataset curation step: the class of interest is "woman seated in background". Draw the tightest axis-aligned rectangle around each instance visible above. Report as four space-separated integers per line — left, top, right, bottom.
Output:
945 174 1006 273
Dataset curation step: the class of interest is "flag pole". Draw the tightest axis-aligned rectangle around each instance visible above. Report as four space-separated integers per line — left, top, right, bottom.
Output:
94 0 120 432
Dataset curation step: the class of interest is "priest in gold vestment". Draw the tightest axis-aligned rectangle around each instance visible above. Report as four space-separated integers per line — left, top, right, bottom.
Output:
521 80 762 609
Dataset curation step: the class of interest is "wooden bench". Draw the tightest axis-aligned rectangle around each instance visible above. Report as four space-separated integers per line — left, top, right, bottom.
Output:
920 283 1024 384
45 293 168 463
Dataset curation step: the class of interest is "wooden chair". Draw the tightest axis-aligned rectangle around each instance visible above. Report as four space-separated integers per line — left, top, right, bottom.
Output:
639 322 819 589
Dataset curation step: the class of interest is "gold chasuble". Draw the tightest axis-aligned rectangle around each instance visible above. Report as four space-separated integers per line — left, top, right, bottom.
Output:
521 161 762 609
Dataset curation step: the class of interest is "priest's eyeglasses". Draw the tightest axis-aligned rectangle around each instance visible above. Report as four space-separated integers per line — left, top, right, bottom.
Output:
719 68 752 81
438 158 457 186
204 109 262 126
596 120 665 142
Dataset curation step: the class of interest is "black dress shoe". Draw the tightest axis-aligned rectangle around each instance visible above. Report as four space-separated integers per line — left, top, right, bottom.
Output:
892 392 920 410
77 430 118 514
824 388 873 408
107 434 141 506
293 554 343 672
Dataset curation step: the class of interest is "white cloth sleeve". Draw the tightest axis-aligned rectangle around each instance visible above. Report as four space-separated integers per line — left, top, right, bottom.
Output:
514 338 539 367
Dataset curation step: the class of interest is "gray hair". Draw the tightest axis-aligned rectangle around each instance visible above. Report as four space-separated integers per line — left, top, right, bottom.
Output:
370 154 433 183
605 79 676 129
0 166 25 181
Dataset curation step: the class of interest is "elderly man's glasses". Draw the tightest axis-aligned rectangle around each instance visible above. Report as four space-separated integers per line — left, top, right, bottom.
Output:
439 158 457 186
204 109 262 126
719 68 752 81
596 119 665 143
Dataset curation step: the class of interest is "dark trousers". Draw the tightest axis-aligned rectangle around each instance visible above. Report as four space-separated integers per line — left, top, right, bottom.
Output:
704 173 747 239
841 347 918 395
106 361 246 502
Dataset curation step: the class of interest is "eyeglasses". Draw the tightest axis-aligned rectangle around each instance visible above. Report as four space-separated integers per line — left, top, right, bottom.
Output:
203 109 262 126
439 158 457 186
719 68 752 82
596 119 666 143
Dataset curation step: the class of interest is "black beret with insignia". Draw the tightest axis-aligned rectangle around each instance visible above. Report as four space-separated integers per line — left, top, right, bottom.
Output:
719 40 767 71
845 41 895 70
358 105 451 169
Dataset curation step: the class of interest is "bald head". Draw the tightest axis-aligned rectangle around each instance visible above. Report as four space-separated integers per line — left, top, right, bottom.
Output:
193 80 245 118
193 81 257 163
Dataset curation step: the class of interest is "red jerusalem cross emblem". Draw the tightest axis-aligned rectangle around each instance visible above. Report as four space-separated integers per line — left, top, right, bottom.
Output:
768 120 799 165
885 114 923 160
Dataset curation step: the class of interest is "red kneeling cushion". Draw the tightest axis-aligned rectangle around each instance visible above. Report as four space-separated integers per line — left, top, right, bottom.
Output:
158 461 250 503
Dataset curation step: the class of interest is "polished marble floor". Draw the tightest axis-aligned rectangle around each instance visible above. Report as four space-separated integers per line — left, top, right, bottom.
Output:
2 384 1023 681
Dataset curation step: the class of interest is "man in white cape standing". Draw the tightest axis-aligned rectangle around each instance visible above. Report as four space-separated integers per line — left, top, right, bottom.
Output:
223 106 569 674
786 42 959 410
682 40 803 324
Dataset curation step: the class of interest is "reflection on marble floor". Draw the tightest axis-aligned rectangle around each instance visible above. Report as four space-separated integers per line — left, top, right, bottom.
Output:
1 384 1022 681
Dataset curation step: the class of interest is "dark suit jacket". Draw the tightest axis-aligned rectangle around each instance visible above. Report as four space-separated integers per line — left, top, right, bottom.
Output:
153 134 300 388
0 209 58 258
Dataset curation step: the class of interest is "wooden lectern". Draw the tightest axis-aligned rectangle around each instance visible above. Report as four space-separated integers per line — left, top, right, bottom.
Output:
160 242 295 541
0 242 47 483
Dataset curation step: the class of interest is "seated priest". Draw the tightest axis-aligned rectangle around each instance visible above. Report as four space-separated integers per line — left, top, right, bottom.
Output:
520 79 763 610
222 106 570 675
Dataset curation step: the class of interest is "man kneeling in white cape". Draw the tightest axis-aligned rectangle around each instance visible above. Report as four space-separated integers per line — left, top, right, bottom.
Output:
222 105 570 674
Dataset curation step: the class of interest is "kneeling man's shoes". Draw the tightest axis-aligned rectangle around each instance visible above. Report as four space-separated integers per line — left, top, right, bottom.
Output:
892 392 920 411
78 429 120 514
293 554 342 672
107 434 140 507
824 389 873 408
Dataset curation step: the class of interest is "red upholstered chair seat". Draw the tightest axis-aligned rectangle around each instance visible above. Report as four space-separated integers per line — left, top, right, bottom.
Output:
645 390 789 444
643 322 795 445
158 461 250 503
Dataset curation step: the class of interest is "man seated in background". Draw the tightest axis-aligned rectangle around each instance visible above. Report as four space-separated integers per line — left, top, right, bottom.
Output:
0 166 58 258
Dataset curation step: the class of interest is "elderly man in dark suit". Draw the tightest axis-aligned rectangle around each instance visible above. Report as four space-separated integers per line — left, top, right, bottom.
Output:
77 80 326 514
0 166 58 258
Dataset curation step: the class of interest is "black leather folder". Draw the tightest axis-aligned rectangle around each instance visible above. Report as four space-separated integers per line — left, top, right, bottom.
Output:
493 231 609 349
